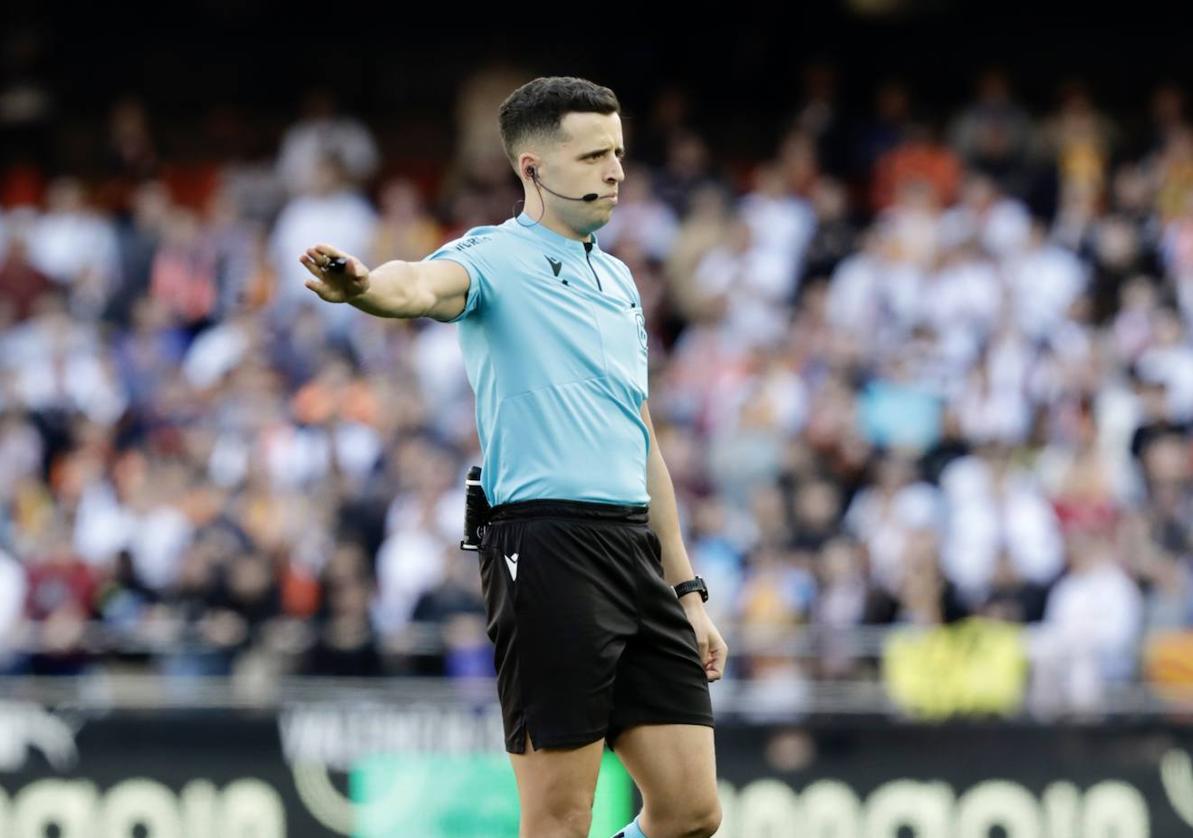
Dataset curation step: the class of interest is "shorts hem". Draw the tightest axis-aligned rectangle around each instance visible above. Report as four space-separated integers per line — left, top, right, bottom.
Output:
606 714 715 746
506 727 608 754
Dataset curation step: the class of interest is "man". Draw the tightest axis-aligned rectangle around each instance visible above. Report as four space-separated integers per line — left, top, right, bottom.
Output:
300 76 726 838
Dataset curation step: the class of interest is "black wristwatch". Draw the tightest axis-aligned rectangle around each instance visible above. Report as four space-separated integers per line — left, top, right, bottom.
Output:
674 576 709 603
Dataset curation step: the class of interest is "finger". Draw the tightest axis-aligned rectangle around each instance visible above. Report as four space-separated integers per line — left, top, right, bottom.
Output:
300 259 325 280
705 644 726 681
314 243 345 258
304 279 328 297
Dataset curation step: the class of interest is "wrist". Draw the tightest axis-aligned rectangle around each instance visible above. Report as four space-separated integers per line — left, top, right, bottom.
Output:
679 593 706 614
349 270 372 299
674 576 708 604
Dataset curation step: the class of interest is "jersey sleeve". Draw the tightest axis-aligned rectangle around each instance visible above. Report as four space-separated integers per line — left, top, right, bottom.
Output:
423 228 499 322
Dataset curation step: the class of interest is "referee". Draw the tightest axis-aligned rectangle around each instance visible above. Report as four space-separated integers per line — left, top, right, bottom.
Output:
301 76 725 838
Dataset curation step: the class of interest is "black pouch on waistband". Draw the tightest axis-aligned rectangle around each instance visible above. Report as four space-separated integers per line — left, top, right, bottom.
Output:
459 465 492 551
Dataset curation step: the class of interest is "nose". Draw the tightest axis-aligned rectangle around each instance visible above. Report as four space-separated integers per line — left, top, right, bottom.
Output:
606 157 625 185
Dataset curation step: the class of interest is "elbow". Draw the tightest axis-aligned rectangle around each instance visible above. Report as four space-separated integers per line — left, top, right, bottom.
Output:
405 284 438 318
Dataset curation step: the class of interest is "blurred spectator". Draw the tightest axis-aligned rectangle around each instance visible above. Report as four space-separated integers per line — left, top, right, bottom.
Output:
810 537 869 677
1036 80 1120 220
853 78 914 184
790 61 850 179
105 97 159 184
665 183 732 320
869 529 968 626
844 450 940 597
800 177 859 283
940 445 1064 609
26 177 120 317
871 122 963 214
303 541 383 677
1032 528 1143 711
655 129 721 217
103 180 171 328
370 177 443 264
0 226 53 322
277 87 379 196
23 523 95 675
738 161 816 299
408 552 489 678
948 68 1035 197
1139 82 1187 161
1004 217 1088 341
268 152 378 331
149 207 220 336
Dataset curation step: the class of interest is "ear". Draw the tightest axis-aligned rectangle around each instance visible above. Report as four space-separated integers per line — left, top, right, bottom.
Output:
518 153 539 183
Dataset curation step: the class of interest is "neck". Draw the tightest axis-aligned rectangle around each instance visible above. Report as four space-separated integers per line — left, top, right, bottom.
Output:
522 193 590 242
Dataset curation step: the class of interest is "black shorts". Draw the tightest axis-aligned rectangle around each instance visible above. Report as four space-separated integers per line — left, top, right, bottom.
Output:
478 499 714 753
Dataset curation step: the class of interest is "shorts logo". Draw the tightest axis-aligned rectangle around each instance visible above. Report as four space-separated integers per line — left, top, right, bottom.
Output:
504 553 519 581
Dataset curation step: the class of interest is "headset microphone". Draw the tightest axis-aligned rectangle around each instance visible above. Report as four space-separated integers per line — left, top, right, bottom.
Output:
528 167 600 202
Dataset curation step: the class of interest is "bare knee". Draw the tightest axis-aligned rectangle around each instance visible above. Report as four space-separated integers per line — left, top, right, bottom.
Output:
516 761 594 838
521 799 593 838
644 797 722 838
680 800 722 838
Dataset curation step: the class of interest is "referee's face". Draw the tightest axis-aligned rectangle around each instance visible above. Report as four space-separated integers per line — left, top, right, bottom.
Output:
545 111 625 236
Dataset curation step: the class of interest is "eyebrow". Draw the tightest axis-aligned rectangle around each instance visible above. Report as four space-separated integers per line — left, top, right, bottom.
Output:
577 146 626 160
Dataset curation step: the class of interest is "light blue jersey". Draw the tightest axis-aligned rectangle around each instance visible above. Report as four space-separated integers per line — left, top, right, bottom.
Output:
425 213 650 507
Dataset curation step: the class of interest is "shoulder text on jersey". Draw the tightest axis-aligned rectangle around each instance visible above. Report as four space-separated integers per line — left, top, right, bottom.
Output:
455 235 491 252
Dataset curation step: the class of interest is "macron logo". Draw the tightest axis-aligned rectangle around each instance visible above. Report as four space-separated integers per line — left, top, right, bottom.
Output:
545 256 562 277
504 553 519 581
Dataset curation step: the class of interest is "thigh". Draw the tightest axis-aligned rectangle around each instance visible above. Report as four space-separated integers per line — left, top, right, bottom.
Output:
612 724 719 816
483 517 639 752
509 732 606 833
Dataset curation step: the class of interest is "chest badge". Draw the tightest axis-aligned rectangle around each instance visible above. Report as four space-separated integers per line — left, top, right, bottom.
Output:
635 310 648 349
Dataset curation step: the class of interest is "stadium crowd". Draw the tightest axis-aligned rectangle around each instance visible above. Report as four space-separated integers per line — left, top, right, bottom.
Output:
1 62 1191 712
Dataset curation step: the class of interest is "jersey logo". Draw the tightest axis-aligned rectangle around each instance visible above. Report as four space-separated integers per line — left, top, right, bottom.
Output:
504 552 519 581
635 310 648 349
545 255 562 276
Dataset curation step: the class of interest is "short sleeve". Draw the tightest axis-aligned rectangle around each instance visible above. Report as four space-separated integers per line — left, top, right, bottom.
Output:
423 229 498 322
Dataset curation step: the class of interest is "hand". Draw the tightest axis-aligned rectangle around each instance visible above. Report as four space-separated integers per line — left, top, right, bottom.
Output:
299 243 370 303
681 597 728 682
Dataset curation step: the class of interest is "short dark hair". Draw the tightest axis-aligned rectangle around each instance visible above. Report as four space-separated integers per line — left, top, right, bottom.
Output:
498 76 620 166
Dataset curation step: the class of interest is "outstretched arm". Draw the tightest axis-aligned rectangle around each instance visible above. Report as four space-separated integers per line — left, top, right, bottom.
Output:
299 244 471 321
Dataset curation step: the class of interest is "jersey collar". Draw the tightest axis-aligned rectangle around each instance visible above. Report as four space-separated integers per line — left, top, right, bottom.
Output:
515 213 601 251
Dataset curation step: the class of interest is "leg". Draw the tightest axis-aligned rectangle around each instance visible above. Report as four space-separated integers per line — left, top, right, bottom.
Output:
510 732 606 838
613 724 721 838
